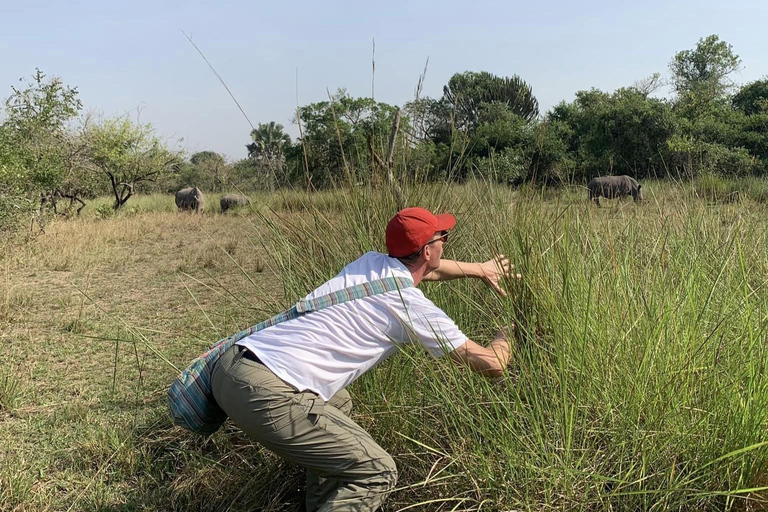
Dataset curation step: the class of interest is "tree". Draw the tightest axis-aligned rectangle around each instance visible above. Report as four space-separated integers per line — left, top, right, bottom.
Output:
85 117 181 210
0 69 88 224
404 97 453 145
247 122 291 161
190 151 229 191
732 78 768 116
442 71 539 129
633 72 664 98
549 87 677 179
246 122 290 190
292 91 401 188
670 35 741 114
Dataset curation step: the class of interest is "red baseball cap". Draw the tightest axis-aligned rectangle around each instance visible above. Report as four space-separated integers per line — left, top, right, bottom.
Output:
385 207 456 257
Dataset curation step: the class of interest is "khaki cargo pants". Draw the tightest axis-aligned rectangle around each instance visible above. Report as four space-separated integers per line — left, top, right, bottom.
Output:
212 345 398 512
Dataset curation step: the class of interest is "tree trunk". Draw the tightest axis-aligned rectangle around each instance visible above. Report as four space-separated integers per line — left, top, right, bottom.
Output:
108 173 133 210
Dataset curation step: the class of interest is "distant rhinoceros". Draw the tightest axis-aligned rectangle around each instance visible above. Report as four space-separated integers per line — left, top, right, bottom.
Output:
175 187 205 213
587 175 642 206
220 193 251 213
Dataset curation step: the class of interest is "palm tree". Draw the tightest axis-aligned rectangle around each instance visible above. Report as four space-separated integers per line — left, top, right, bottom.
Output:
246 122 291 161
246 122 291 190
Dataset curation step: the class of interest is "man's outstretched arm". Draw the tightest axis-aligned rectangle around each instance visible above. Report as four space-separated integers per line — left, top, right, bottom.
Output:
448 330 512 378
422 254 520 297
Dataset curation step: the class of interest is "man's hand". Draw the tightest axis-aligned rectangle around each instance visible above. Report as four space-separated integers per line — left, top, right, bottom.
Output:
494 324 515 341
479 254 521 297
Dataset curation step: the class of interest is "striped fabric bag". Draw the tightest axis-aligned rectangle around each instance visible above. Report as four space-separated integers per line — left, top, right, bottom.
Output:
168 276 413 435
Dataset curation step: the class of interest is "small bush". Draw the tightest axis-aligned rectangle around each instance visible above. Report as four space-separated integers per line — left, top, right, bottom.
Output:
94 203 114 219
0 370 22 412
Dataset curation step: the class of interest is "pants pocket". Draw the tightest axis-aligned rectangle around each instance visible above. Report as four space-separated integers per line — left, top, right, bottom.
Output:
303 394 327 429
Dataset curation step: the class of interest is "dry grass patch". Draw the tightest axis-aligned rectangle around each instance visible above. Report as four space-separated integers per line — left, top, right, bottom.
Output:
0 208 283 510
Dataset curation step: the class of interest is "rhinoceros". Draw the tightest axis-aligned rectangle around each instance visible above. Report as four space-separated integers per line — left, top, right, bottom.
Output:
587 175 642 206
220 193 251 213
175 187 205 213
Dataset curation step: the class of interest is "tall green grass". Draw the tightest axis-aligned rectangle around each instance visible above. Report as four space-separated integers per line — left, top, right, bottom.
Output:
251 180 768 510
9 179 767 511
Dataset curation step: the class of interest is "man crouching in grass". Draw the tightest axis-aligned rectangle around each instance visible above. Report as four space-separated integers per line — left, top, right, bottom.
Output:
212 207 519 511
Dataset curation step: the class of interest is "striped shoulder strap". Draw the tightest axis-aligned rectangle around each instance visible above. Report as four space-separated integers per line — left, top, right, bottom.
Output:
296 275 414 313
228 275 414 345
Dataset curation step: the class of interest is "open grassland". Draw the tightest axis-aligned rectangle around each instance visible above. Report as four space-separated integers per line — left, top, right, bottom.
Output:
2 181 768 511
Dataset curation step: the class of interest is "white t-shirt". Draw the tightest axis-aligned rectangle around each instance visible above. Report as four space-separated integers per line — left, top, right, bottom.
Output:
237 252 468 400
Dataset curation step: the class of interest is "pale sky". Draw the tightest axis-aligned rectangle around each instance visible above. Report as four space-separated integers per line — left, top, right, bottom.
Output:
2 0 767 160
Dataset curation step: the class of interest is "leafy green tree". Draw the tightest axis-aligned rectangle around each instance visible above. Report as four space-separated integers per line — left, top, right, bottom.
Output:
732 78 768 116
0 69 88 224
292 91 401 188
163 151 230 193
403 97 453 145
85 117 182 210
190 151 229 192
403 72 539 182
673 107 768 175
0 125 30 231
442 71 539 129
670 35 742 115
231 157 261 189
549 87 677 179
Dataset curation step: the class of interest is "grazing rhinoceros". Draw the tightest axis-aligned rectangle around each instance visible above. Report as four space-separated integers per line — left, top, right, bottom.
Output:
587 175 642 206
175 187 205 213
220 193 251 213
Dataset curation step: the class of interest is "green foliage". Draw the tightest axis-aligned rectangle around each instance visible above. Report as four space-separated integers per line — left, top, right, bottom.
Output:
0 69 86 229
159 151 233 194
93 202 115 219
671 105 768 176
85 117 182 210
732 78 768 116
291 90 402 188
443 71 539 128
668 135 757 178
2 70 83 191
191 151 230 191
468 113 573 185
670 35 742 116
246 122 291 191
404 97 454 146
407 72 542 184
549 87 677 180
246 122 290 160
474 146 528 184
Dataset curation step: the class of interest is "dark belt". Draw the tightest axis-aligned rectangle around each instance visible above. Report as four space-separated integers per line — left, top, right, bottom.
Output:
238 346 263 364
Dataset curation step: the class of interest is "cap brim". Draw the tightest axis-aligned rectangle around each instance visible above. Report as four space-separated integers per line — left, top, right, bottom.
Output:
435 213 456 231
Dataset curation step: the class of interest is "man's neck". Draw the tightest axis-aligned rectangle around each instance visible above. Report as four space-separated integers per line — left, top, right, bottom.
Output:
402 261 429 286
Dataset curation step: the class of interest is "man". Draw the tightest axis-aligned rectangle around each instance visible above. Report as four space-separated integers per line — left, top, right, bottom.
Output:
211 207 518 511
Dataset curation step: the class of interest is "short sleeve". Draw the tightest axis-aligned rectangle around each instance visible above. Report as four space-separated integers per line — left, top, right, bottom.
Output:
399 290 468 357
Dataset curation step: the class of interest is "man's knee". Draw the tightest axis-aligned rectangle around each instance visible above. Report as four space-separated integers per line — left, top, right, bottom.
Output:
376 454 398 491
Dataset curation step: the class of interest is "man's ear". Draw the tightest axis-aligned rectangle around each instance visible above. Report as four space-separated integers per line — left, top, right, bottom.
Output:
421 244 433 261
